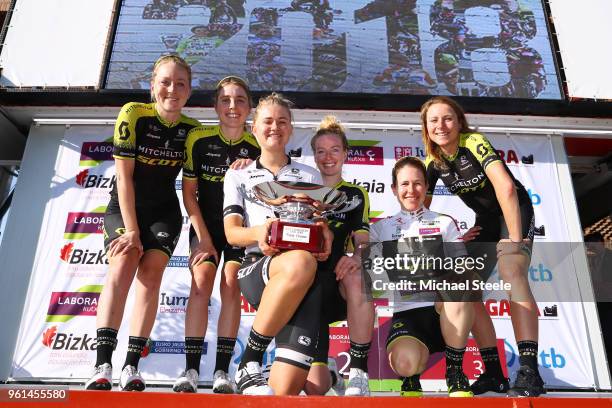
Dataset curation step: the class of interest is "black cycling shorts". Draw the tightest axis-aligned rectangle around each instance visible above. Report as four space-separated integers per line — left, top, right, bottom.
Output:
236 253 273 309
386 306 444 354
103 199 182 259
189 227 244 267
313 270 347 364
466 202 535 281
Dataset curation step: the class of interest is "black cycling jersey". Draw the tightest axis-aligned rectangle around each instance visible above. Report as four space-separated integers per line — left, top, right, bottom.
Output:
319 180 370 272
425 132 531 216
183 125 260 230
109 102 200 208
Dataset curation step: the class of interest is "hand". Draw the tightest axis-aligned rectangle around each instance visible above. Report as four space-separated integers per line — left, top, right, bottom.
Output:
313 220 333 262
334 254 361 281
229 158 253 170
496 238 527 257
107 230 143 258
189 240 218 268
462 225 482 242
258 218 280 256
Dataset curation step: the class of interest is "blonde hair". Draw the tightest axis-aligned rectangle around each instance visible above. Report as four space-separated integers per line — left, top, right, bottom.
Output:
214 75 253 108
310 115 349 152
150 55 192 102
253 92 294 123
420 96 473 166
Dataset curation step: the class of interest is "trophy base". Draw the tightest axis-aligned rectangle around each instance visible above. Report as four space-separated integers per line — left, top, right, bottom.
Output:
269 221 323 252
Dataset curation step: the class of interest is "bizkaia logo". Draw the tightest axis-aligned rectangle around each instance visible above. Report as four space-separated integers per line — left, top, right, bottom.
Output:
64 206 106 240
41 326 97 350
346 140 384 165
350 179 385 194
60 242 108 265
46 285 102 322
75 169 116 190
393 146 425 160
494 149 535 166
80 138 114 167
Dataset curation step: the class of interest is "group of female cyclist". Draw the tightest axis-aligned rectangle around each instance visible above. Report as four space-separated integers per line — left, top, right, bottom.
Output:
84 54 544 398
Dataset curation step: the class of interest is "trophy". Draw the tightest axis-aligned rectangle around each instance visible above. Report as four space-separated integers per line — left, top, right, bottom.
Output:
252 181 361 252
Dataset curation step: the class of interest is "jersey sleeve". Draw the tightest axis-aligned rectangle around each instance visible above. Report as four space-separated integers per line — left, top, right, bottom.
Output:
465 133 502 171
223 168 245 219
425 157 438 197
183 127 202 180
112 102 140 160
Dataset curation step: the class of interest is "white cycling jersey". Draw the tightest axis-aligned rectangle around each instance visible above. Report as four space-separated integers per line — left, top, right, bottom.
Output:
369 206 466 313
223 157 322 255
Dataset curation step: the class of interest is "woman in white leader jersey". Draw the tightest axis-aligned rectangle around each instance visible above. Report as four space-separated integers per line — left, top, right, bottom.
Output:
370 156 475 398
223 93 333 395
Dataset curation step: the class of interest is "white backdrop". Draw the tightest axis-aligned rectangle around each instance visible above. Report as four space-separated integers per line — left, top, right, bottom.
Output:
10 124 598 389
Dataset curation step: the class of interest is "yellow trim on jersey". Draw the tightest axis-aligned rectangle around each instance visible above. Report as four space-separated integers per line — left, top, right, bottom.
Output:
386 335 430 353
145 248 171 261
311 362 328 367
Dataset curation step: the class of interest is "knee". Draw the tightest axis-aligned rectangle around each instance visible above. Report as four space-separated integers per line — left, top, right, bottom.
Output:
498 263 527 284
390 352 421 377
136 266 164 290
281 251 317 286
304 380 329 396
341 272 364 299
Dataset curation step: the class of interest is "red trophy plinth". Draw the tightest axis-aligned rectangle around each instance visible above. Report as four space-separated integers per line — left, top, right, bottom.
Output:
269 220 323 252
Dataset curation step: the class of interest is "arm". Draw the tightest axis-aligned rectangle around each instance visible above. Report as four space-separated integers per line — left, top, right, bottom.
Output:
182 178 218 266
108 158 143 258
224 214 279 256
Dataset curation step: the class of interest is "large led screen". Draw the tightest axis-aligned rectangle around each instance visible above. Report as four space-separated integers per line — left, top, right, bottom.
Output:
105 0 563 99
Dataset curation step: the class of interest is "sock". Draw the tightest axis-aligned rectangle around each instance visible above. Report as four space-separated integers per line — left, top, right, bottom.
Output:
123 336 148 369
445 345 466 373
480 346 504 378
214 337 237 373
349 341 371 372
239 328 273 370
517 340 538 371
185 337 204 374
95 327 118 367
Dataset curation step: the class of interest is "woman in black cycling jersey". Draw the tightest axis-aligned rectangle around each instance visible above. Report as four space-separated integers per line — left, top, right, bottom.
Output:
85 55 200 392
173 76 259 394
304 116 374 397
422 96 544 397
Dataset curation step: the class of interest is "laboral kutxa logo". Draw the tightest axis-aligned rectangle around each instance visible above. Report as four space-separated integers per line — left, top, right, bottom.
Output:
347 140 384 165
64 206 106 240
79 137 113 167
46 285 102 322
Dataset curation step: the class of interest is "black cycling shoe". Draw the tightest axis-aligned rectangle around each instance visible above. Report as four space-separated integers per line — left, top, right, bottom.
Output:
507 365 546 397
400 375 423 397
470 370 510 395
446 367 473 397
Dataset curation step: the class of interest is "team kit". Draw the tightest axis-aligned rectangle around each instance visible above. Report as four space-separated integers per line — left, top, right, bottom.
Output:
83 55 545 398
